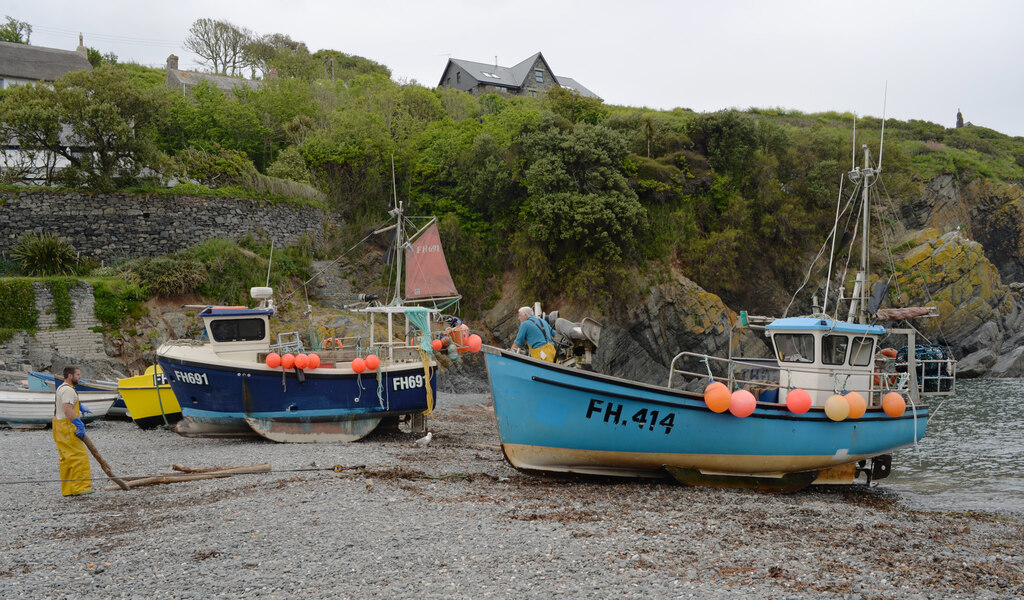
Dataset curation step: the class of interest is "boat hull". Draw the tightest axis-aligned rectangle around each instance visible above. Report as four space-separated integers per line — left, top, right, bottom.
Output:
156 355 436 442
483 348 927 481
0 390 118 426
117 366 182 429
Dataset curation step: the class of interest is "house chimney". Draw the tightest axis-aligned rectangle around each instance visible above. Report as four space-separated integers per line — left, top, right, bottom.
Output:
76 33 87 56
167 54 179 71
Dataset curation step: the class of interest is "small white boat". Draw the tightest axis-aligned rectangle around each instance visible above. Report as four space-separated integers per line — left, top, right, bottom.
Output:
0 389 118 429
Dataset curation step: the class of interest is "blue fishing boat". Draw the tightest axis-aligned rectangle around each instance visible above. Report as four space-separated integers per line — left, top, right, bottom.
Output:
28 371 129 418
484 140 957 491
156 201 468 442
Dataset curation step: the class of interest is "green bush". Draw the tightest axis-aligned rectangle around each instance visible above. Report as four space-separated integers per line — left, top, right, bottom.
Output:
0 278 38 330
47 278 75 328
92 279 147 330
11 232 79 276
175 143 256 186
128 255 209 297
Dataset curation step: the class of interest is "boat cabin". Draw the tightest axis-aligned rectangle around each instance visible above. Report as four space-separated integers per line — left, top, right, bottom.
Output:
198 306 274 357
766 317 885 407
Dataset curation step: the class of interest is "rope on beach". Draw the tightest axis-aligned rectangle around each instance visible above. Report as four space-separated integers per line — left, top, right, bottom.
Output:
0 464 478 487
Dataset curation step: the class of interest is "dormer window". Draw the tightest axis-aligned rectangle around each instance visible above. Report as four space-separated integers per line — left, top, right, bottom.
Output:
534 70 543 82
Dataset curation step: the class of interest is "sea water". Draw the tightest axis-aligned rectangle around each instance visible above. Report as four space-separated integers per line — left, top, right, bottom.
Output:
887 378 1024 514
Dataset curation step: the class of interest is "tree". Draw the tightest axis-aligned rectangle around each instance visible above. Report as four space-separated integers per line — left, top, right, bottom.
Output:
184 18 252 76
543 86 607 125
0 66 163 190
0 15 31 43
86 47 118 68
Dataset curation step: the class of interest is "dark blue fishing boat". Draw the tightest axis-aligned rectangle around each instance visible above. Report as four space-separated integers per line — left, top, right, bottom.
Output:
156 202 468 442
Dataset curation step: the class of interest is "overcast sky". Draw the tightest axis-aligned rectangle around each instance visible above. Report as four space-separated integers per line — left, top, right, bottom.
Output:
9 0 1024 137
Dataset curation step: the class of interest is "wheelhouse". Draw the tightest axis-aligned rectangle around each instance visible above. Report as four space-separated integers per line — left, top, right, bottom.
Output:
766 318 885 407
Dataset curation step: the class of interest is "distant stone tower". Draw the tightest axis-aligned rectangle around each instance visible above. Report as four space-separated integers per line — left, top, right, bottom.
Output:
956 108 964 129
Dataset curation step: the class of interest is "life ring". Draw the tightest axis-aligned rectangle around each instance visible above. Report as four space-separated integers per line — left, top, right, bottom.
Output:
321 338 344 349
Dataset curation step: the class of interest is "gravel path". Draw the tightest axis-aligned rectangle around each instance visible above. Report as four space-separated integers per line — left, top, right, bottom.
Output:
1 392 1021 599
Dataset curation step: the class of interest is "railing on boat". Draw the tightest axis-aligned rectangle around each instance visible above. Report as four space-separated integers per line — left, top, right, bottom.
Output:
667 351 956 404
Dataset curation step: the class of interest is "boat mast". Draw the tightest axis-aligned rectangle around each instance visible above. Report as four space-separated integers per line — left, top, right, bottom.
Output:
846 144 877 324
390 154 405 306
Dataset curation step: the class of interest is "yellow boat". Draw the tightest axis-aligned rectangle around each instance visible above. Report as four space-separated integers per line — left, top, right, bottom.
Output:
117 365 182 429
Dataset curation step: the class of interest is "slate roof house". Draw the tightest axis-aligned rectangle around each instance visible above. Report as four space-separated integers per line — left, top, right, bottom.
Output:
0 39 92 90
0 39 93 181
437 52 598 99
165 54 262 95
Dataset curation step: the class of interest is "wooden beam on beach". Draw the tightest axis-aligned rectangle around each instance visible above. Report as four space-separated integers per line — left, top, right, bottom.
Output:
103 463 271 491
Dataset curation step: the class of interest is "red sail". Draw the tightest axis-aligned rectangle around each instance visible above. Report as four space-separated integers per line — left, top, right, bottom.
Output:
405 223 459 300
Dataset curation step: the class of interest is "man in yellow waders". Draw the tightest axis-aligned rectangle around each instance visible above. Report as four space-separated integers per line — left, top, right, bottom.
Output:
510 306 556 362
53 365 93 496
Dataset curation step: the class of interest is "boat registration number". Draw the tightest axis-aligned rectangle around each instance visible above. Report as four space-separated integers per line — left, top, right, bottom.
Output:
585 399 675 434
393 374 425 390
174 370 210 386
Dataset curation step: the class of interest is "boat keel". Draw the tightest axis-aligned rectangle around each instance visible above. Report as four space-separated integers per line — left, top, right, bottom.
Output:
663 465 820 493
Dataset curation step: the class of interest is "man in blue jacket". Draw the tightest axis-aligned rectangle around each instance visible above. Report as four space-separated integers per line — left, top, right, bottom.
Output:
510 306 556 362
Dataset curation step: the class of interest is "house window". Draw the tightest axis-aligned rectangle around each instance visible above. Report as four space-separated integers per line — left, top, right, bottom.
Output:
0 78 4 89
534 70 543 82
446 77 451 86
456 71 461 84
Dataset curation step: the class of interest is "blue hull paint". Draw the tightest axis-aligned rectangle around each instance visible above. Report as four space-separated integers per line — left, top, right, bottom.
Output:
156 356 435 431
484 349 927 476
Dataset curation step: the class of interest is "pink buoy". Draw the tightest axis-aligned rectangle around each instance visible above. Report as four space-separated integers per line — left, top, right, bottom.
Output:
729 389 756 417
785 389 812 414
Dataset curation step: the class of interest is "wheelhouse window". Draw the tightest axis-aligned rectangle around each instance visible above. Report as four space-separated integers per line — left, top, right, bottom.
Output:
849 336 875 366
774 334 814 363
209 318 266 342
822 335 849 365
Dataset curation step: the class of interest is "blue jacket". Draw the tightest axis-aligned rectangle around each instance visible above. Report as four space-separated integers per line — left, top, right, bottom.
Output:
514 317 554 350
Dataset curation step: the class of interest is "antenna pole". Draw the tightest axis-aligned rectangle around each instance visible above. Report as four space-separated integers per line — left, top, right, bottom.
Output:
878 81 888 170
859 144 871 323
851 113 857 171
265 240 274 287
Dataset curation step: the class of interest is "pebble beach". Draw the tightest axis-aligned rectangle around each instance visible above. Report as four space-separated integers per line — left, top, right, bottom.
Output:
1 391 1021 600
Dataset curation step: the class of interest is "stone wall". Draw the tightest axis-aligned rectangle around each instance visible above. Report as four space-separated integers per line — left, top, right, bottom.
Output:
0 281 118 379
0 190 330 261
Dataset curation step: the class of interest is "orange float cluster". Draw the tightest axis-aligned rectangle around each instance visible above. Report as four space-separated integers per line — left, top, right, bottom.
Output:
430 333 483 353
263 352 326 371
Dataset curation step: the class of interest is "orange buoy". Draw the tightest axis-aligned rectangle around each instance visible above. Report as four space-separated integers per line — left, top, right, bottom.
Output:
467 334 482 353
265 352 282 368
880 347 898 358
844 392 866 419
824 394 849 421
352 357 366 374
785 389 812 414
294 353 309 370
882 392 906 417
704 382 731 413
729 389 756 417
307 354 321 369
365 354 380 371
431 339 443 351
281 353 295 369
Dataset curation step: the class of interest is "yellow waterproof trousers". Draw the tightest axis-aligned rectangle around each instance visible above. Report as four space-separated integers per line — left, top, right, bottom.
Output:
529 343 556 363
52 417 91 496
